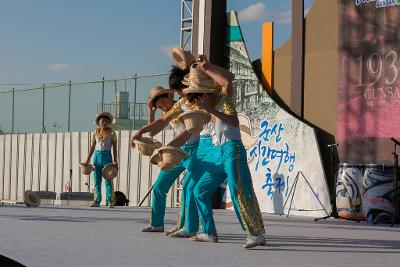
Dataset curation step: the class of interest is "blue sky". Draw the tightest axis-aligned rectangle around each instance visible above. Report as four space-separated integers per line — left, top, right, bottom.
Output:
0 0 314 132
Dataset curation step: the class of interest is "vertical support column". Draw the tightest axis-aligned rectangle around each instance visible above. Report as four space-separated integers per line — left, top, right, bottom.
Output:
291 0 305 117
101 77 105 112
11 88 15 134
261 22 274 94
68 80 72 132
207 0 226 67
132 74 138 130
197 0 205 56
192 0 227 67
114 80 118 120
180 0 193 51
42 84 46 133
192 0 199 57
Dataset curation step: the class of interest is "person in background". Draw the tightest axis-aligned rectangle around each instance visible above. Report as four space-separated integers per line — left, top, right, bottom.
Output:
84 112 118 208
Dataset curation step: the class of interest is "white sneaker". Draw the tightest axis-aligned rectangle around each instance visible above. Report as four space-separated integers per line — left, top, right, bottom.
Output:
141 225 164 232
189 233 218 243
169 228 196 238
243 234 266 249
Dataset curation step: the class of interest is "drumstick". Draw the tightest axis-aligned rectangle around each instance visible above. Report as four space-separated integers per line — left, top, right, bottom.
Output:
138 183 155 206
138 170 186 206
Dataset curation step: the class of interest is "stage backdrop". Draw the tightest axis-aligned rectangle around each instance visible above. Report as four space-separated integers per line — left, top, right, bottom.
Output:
224 11 331 217
338 1 400 163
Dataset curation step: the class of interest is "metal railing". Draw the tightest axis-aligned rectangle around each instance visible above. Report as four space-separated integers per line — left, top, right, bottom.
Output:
0 72 169 134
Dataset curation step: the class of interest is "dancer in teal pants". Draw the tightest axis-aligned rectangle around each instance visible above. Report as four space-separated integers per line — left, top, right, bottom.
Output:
192 139 264 239
135 55 238 235
84 112 118 208
173 136 214 235
132 86 199 236
184 92 266 248
92 150 115 205
150 142 198 230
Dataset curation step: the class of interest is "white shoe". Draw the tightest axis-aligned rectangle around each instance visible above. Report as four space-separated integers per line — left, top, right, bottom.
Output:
189 233 218 243
243 234 266 249
141 225 164 232
169 228 196 238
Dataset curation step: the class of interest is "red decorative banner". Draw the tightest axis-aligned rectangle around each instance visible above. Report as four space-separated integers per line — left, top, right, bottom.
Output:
338 1 400 163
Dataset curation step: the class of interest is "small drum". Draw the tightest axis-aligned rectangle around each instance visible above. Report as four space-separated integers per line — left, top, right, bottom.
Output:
335 163 365 220
362 164 396 224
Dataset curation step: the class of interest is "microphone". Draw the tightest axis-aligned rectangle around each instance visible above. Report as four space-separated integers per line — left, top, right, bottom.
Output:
327 143 339 147
390 137 400 146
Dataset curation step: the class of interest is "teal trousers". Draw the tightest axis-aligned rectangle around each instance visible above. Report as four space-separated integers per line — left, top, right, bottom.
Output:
150 142 199 231
192 139 265 236
93 150 115 205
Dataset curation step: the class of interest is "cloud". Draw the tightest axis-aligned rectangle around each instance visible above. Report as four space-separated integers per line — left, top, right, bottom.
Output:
237 2 311 25
49 64 71 71
274 9 292 24
159 44 179 57
238 3 268 23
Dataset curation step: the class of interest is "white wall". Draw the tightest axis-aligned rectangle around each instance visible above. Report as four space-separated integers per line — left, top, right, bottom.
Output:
0 130 177 207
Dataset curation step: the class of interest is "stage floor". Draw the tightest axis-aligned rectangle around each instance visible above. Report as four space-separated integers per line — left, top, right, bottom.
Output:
0 205 399 267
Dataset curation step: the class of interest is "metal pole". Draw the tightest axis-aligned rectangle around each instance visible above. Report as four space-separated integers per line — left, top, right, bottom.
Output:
133 74 138 130
22 133 27 197
11 88 15 133
101 77 105 112
114 80 118 118
393 143 398 225
42 84 46 133
68 80 72 132
15 134 20 200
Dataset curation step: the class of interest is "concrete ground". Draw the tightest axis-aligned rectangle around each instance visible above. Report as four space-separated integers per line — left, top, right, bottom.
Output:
0 205 399 267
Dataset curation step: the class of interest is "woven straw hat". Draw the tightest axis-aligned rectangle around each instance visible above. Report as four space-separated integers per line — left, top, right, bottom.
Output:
148 86 174 108
80 163 96 175
150 152 161 165
238 114 258 149
172 48 195 70
102 164 118 180
182 74 220 92
178 110 211 134
24 190 41 207
150 152 175 170
158 146 188 165
133 137 162 156
94 112 113 125
182 73 190 86
182 64 215 94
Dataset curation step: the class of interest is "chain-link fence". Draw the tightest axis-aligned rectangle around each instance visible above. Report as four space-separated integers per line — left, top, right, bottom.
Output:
0 73 169 134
